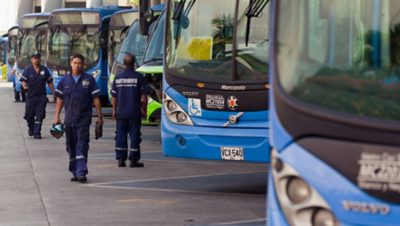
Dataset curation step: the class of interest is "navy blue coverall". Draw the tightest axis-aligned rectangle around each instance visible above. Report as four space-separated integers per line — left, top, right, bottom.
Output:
111 68 147 162
20 65 53 136
55 73 100 177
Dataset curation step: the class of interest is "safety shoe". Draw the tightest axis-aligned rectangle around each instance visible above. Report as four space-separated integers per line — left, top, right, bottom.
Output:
28 130 33 136
129 161 144 168
118 160 126 167
34 135 42 139
70 176 78 182
77 176 87 183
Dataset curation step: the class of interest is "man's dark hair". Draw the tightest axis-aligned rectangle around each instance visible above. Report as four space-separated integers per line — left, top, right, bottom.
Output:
123 53 136 69
71 54 85 63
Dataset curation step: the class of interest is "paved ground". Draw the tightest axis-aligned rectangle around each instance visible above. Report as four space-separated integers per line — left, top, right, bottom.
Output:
0 81 268 226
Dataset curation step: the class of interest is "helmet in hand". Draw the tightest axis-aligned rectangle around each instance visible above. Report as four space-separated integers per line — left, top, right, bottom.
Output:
50 123 64 139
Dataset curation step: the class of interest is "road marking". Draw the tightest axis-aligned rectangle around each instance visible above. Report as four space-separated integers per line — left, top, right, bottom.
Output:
213 218 266 225
118 198 177 205
88 170 265 185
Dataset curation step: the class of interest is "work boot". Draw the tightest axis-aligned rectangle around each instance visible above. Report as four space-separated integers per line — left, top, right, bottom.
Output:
34 134 42 139
118 160 126 167
77 176 87 183
129 161 144 168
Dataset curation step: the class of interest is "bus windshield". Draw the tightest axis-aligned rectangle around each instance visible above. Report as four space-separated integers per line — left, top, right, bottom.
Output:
108 12 138 71
143 12 165 65
111 21 147 75
8 36 17 66
48 26 100 68
0 40 6 65
166 0 269 83
277 0 400 121
17 29 37 68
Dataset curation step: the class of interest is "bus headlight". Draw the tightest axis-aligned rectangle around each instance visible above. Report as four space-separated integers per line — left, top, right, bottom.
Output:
91 70 101 79
167 101 178 111
271 150 339 226
287 177 311 204
313 209 337 226
163 92 193 126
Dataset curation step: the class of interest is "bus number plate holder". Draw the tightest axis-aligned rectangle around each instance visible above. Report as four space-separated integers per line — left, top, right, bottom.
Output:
220 147 244 160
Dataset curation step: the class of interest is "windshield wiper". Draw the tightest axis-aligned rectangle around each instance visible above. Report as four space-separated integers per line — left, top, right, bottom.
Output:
143 57 163 64
245 0 269 46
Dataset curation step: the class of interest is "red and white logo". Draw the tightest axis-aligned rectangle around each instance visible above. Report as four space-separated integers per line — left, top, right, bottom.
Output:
227 96 238 110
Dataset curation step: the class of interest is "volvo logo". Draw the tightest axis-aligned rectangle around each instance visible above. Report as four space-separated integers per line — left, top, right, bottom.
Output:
342 200 390 215
223 112 244 127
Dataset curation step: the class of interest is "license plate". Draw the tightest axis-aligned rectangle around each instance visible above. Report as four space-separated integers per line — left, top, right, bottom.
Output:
220 147 244 161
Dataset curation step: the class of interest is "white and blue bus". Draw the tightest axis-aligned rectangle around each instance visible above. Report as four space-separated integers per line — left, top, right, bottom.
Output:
15 13 50 95
7 26 20 101
0 35 8 80
161 0 270 162
47 6 125 105
268 0 400 225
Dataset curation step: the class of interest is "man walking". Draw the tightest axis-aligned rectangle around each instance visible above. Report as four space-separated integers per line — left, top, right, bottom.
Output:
111 53 147 168
54 54 103 182
20 52 55 139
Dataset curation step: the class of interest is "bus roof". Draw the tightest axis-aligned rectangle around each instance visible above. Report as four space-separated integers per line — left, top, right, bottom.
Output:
22 13 50 18
20 13 50 29
51 5 129 18
110 9 139 28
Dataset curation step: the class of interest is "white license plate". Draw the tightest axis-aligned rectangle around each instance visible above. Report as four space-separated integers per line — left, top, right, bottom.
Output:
220 147 244 161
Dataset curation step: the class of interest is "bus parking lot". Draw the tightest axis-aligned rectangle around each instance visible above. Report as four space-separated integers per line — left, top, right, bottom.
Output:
0 82 267 226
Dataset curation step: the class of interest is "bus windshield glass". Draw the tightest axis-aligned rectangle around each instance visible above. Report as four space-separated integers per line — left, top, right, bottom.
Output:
278 0 400 122
8 35 17 66
111 21 147 75
143 12 165 65
48 25 100 68
108 12 138 70
166 0 269 83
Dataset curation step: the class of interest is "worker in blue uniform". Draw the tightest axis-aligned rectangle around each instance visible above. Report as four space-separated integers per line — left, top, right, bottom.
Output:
111 53 147 168
54 54 103 183
20 52 55 139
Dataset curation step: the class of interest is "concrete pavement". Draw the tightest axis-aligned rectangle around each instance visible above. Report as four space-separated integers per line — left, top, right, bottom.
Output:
0 81 267 226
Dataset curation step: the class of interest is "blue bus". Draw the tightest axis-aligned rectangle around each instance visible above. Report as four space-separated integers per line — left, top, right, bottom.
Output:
109 4 164 124
268 0 400 225
0 35 7 76
47 6 125 105
15 13 50 96
161 0 270 162
7 26 21 101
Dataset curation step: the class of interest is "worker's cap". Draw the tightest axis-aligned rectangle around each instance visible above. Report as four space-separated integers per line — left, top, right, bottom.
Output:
31 52 41 58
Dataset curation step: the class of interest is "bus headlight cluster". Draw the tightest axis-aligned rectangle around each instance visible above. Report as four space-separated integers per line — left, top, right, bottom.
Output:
163 92 193 126
91 70 101 79
271 150 339 226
